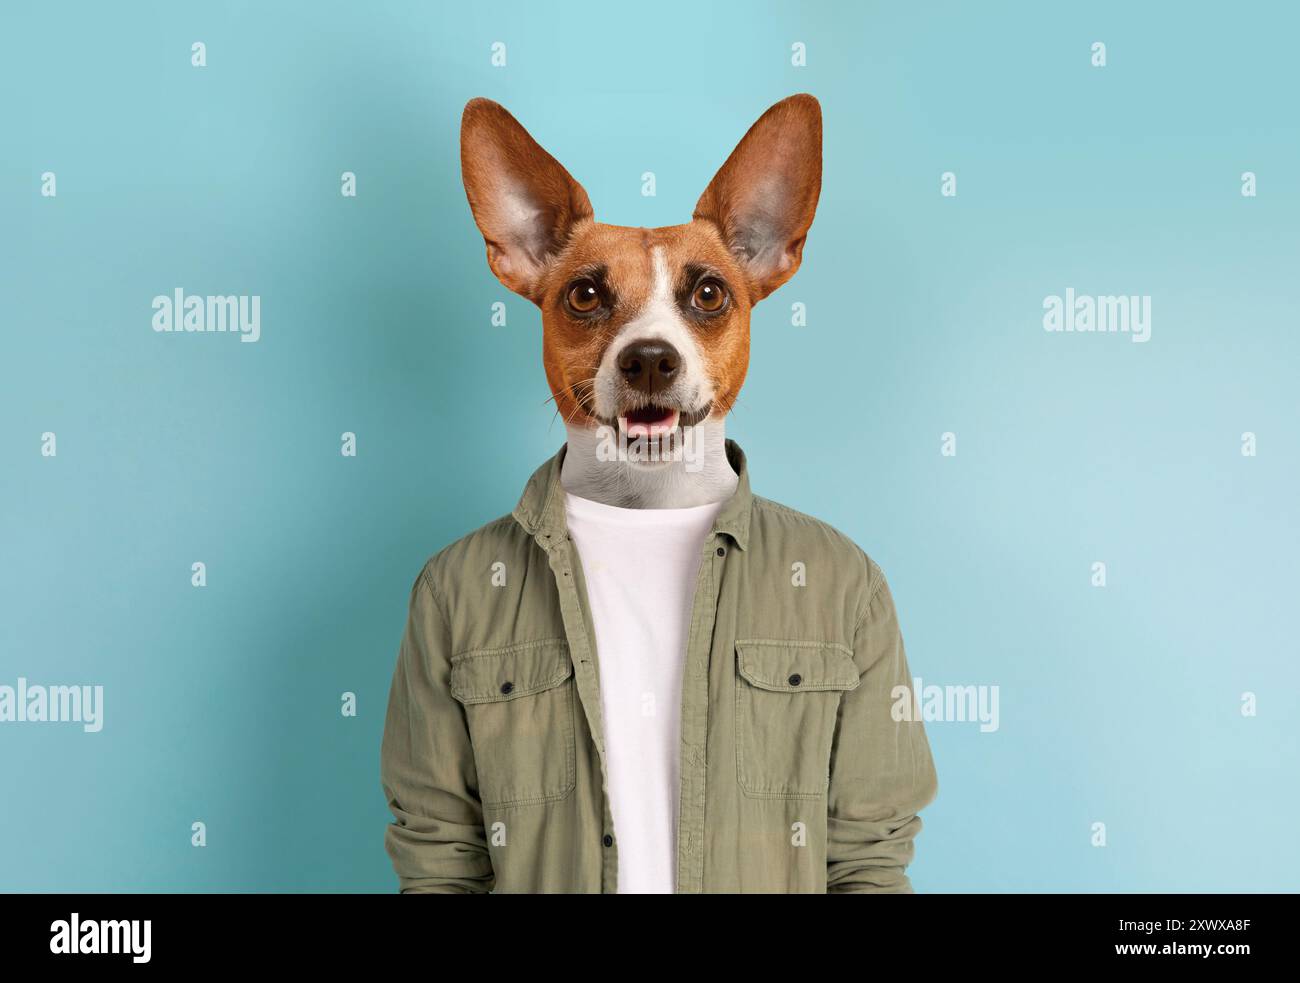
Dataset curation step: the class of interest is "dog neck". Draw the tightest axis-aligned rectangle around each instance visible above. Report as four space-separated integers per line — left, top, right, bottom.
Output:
560 419 739 510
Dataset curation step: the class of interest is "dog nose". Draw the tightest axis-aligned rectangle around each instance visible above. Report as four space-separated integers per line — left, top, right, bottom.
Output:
617 339 680 395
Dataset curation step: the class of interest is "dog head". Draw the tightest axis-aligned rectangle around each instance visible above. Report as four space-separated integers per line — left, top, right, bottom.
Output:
460 95 821 449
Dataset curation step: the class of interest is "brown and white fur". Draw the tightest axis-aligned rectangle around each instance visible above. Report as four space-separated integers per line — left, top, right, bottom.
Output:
460 95 822 509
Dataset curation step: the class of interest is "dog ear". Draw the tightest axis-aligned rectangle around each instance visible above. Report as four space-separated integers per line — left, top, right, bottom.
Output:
693 94 822 303
460 99 594 304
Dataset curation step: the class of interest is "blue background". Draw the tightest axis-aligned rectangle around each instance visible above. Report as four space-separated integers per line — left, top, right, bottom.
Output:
2 0 1297 891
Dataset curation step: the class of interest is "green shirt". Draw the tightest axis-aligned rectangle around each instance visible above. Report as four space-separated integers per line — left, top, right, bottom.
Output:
380 439 938 893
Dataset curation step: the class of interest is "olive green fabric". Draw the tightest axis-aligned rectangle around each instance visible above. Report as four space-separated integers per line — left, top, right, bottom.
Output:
380 439 938 893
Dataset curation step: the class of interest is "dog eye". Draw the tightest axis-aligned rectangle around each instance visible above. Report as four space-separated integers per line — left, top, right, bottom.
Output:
566 278 603 315
691 278 727 313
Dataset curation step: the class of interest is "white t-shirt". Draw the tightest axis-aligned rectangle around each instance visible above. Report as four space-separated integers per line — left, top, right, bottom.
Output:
563 491 724 894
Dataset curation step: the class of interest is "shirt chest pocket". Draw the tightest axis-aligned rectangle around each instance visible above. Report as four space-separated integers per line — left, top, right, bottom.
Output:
449 639 577 809
734 640 861 799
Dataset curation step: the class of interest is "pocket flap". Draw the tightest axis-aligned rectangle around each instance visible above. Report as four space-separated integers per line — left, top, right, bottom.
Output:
449 639 573 705
736 640 860 693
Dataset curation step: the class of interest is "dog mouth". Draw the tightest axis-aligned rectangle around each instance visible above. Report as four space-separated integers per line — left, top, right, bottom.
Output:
590 401 711 436
619 405 679 438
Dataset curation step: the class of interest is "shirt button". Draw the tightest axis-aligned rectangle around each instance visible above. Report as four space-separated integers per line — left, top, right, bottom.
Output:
602 834 614 848
500 681 514 695
788 674 802 686
716 547 725 557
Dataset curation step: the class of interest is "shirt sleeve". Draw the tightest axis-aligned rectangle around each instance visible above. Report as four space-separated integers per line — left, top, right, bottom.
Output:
826 562 939 893
380 565 495 893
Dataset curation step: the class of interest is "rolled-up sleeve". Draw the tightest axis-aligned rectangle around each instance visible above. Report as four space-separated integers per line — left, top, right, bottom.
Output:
380 565 494 893
826 562 939 893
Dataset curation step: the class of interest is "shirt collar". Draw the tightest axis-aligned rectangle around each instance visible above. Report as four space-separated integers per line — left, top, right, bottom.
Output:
512 438 753 552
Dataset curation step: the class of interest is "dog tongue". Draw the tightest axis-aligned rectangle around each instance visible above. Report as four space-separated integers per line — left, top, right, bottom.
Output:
621 406 679 438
